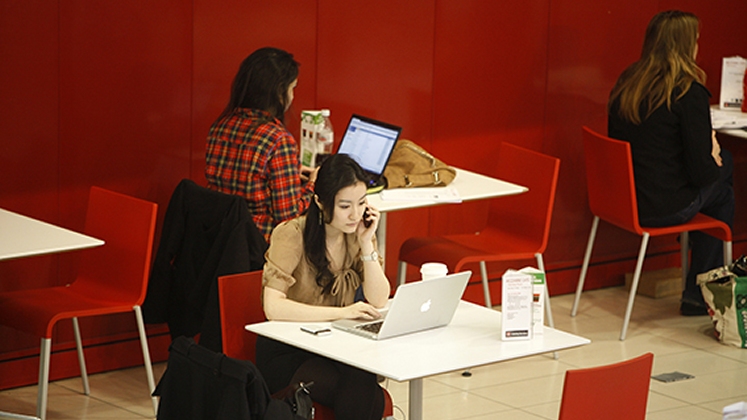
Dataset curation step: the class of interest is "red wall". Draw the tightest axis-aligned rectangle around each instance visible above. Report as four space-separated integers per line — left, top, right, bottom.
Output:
1 0 746 389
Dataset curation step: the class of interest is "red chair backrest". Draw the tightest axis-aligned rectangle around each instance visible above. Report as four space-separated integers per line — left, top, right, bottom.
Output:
72 186 158 304
582 126 644 234
559 352 653 420
488 142 560 253
218 270 265 361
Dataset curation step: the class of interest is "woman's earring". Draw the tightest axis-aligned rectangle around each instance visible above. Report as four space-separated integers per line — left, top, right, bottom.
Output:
318 210 323 225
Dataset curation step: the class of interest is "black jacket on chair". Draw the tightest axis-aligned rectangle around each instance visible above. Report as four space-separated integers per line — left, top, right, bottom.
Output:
155 336 270 420
143 179 267 351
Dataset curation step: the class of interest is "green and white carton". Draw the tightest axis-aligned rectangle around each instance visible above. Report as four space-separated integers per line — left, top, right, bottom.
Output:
300 110 324 167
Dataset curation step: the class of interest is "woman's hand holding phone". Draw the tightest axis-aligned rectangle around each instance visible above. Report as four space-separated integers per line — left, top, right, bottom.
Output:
357 205 379 242
362 208 373 228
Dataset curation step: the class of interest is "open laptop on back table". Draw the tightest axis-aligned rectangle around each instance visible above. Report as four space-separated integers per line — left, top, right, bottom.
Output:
336 114 402 193
332 271 471 340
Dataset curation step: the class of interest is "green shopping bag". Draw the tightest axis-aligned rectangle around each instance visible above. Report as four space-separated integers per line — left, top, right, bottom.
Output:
698 266 747 349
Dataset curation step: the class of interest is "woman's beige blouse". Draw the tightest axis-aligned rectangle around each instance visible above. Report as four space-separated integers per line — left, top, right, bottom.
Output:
263 216 382 307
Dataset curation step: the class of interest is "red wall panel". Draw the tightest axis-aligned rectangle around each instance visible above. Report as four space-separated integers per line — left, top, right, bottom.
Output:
191 0 319 185
0 0 63 356
316 0 436 277
427 1 551 240
543 0 659 270
0 1 62 302
58 0 193 222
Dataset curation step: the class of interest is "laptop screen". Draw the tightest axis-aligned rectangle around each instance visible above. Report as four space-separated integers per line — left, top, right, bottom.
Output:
337 114 401 177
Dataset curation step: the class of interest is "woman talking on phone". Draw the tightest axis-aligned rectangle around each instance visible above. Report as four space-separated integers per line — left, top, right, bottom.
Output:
257 153 389 420
607 10 734 316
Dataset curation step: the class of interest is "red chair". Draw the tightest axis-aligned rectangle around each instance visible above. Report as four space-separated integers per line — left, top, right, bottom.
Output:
0 187 158 420
572 127 732 340
219 271 265 363
558 352 654 420
218 271 394 419
397 142 560 324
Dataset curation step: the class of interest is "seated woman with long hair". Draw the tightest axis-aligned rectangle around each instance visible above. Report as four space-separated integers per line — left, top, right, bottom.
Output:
607 10 734 316
256 153 390 420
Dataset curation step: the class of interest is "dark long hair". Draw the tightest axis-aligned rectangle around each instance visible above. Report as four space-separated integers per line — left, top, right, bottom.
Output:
303 154 369 294
609 10 704 124
217 47 299 123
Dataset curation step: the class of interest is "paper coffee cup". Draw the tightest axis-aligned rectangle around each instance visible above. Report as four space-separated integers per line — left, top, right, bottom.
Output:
420 262 448 280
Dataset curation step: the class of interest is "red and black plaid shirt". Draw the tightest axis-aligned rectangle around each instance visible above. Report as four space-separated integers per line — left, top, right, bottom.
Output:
205 108 314 242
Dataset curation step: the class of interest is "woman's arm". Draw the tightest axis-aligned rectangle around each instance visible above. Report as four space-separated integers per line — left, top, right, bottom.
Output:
711 130 723 167
263 287 382 322
267 133 314 223
357 206 391 308
679 83 720 186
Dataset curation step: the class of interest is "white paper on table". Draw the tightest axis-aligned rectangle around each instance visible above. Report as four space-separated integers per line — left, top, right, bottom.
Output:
380 186 462 203
719 56 746 110
711 108 747 129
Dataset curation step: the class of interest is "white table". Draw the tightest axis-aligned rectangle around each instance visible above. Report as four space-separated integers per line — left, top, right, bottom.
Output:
711 105 747 139
0 208 103 420
370 167 528 259
0 208 104 261
246 300 590 420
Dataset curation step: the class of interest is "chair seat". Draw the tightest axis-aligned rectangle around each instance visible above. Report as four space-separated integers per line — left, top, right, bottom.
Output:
633 212 731 241
0 287 137 338
400 230 541 272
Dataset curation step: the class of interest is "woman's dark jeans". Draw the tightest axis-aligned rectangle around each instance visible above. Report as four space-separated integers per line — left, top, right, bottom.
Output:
639 150 735 307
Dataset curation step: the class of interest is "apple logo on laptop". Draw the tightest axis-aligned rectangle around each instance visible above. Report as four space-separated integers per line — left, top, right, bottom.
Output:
420 299 432 313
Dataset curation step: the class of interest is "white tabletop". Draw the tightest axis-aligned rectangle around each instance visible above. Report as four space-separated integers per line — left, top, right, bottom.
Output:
246 300 588 382
711 105 747 139
368 167 527 213
247 300 589 420
0 208 104 261
719 128 747 139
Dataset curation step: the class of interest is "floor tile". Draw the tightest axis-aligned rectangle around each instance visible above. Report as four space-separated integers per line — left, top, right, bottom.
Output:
2 287 746 419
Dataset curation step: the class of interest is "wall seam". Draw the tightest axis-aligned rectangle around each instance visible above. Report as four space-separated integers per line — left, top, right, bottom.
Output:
541 0 552 154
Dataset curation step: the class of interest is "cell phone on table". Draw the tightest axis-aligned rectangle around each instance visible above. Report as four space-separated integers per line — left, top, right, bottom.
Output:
362 207 372 228
301 325 331 336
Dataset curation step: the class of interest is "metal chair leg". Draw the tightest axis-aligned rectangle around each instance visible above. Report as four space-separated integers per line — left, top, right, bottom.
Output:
680 232 689 290
620 233 650 341
535 253 558 359
535 254 554 329
36 338 51 420
571 216 599 317
479 261 491 308
397 260 407 287
134 306 158 415
71 317 90 395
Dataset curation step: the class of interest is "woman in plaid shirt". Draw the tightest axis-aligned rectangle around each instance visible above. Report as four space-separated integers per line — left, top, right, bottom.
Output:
206 47 317 242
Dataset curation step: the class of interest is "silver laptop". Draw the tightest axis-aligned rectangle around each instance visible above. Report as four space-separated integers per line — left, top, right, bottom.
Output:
331 271 471 340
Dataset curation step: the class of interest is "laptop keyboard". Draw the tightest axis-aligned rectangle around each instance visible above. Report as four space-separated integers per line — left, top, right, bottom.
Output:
356 321 383 334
